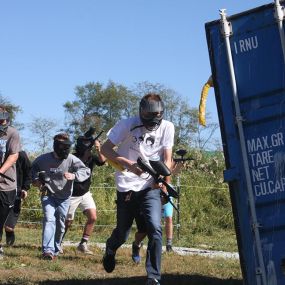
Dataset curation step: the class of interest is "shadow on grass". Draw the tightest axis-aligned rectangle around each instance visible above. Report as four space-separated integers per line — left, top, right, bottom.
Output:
38 274 242 285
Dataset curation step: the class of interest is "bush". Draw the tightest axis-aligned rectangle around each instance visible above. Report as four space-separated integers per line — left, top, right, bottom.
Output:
21 151 235 248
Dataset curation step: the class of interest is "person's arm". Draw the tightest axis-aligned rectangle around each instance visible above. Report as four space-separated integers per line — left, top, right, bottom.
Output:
163 148 173 185
68 156 91 182
31 159 43 189
94 139 106 165
0 152 18 175
101 139 143 176
19 152 32 196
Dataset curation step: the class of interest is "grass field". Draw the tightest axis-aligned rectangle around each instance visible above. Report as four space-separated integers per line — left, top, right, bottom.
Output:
4 154 243 284
0 227 242 285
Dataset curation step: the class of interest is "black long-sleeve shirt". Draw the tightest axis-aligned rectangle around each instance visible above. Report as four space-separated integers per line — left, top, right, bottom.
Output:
16 150 32 194
72 153 104 197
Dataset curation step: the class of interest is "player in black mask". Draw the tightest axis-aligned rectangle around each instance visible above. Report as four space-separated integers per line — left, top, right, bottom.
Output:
139 96 164 131
31 132 91 260
53 137 72 160
0 110 10 136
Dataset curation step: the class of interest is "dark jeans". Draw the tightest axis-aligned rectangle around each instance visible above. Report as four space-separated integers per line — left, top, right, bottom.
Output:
0 190 16 242
106 188 162 280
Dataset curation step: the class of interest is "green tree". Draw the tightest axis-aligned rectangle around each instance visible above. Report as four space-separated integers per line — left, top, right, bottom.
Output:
64 81 138 137
133 81 198 148
0 94 22 129
28 117 57 153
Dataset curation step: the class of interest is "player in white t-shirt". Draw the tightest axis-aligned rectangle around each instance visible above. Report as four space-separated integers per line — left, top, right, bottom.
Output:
101 93 174 285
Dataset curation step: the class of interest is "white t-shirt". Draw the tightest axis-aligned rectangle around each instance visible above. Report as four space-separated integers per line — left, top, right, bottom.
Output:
107 116 175 192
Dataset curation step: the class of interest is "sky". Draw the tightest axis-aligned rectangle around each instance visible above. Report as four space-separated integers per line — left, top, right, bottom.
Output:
0 0 272 151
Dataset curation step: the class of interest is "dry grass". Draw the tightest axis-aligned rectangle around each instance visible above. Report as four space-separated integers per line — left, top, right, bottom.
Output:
0 227 242 285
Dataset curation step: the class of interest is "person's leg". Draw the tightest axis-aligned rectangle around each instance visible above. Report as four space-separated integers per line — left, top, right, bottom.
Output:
64 219 73 235
141 188 162 282
82 208 97 239
41 195 56 256
54 197 70 255
103 191 135 273
165 216 173 251
106 191 135 250
63 196 80 244
163 200 174 252
77 208 96 254
134 231 147 246
132 213 147 263
77 192 96 254
0 190 16 256
4 210 18 246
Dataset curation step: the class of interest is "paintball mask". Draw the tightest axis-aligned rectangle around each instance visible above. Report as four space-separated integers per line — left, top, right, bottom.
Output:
0 111 10 135
75 136 93 156
53 139 72 160
139 97 164 131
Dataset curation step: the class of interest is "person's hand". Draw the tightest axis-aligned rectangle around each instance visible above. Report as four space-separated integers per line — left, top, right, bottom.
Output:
152 181 163 190
33 179 43 189
160 194 168 205
94 139 101 149
128 162 144 176
64 172 75 180
21 190 28 199
172 161 185 175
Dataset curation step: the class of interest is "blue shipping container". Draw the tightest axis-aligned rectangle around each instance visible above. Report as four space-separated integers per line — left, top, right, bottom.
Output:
206 1 285 285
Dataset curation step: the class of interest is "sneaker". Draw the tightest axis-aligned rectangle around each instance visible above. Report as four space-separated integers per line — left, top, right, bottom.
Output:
166 244 173 252
0 246 4 259
42 252 55 261
102 247 116 273
77 242 93 255
6 231 15 246
132 242 142 264
146 278 160 285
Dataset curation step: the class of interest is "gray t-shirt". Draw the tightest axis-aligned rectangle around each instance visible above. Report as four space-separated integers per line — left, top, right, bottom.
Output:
31 152 91 199
0 126 21 191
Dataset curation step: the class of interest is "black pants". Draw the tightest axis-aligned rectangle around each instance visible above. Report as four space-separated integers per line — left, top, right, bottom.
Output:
0 190 16 242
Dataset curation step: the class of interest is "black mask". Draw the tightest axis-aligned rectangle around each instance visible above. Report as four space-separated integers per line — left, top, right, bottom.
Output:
139 99 164 131
53 140 72 160
0 111 10 136
75 136 92 156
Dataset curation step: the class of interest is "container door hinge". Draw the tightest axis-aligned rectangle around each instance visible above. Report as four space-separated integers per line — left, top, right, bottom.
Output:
274 0 285 64
252 222 262 230
274 0 285 22
219 9 233 37
235 115 245 124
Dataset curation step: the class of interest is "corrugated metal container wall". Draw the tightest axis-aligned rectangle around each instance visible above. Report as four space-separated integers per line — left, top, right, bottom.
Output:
206 1 285 285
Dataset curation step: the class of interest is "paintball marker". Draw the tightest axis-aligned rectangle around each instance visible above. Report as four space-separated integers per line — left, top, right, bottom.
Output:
38 171 54 195
0 172 15 182
83 127 124 171
173 149 194 163
137 157 179 211
83 127 104 147
38 171 51 184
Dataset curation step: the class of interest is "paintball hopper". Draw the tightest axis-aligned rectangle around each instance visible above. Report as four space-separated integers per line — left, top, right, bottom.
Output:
174 149 193 163
84 127 96 139
176 149 187 157
149 159 171 177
